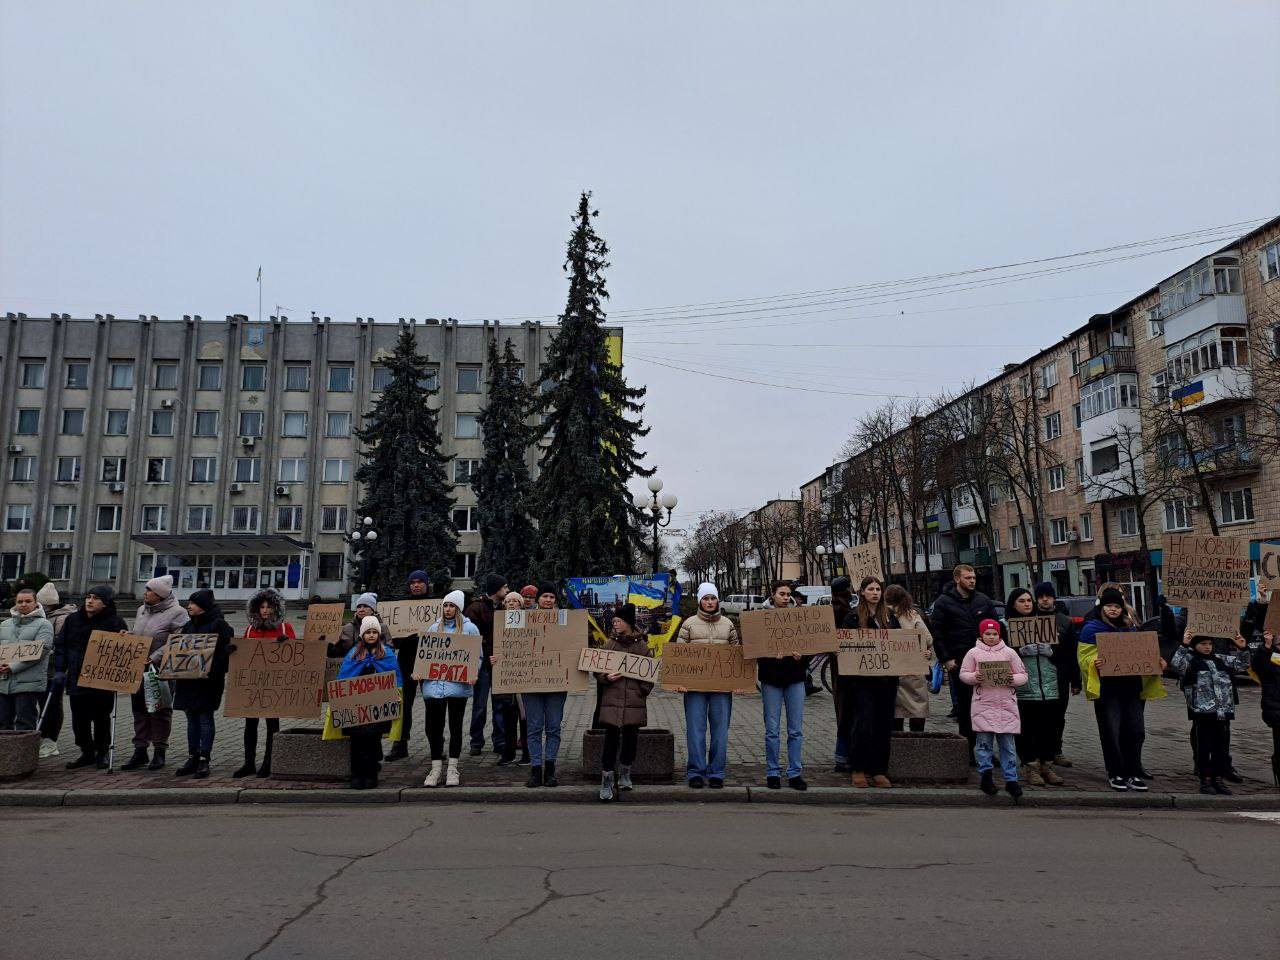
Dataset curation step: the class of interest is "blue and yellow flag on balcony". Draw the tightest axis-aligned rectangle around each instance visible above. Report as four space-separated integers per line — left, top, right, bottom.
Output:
1171 380 1204 409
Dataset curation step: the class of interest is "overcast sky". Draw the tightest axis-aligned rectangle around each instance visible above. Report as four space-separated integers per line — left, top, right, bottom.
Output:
3 2 1278 531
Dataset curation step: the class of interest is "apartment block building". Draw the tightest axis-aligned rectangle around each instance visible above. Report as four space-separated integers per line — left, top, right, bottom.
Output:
793 216 1280 618
0 313 598 601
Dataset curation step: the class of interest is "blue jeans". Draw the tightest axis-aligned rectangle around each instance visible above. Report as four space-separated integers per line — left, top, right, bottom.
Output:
684 691 733 781
523 692 567 766
468 662 507 751
184 710 215 756
761 682 804 779
975 731 1018 781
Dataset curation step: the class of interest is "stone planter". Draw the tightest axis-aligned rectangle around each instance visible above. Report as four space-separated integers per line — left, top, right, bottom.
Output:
886 731 970 782
270 729 350 782
580 728 675 783
0 730 40 782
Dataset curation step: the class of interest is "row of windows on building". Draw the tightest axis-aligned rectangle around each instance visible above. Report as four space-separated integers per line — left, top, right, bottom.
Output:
9 406 485 441
11 357 515 395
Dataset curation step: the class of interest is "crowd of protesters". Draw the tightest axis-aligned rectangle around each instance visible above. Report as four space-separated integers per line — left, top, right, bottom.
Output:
2 561 1277 798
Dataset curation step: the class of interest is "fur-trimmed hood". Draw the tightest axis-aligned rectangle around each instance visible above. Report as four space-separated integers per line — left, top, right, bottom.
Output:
246 587 287 630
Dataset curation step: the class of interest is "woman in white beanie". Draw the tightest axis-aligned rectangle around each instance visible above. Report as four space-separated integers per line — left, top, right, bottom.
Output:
36 583 78 758
421 590 480 787
338 616 403 789
673 582 740 788
335 592 390 658
124 575 189 771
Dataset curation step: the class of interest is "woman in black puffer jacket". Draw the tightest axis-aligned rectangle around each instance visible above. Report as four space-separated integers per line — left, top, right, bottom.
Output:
172 590 235 779
54 585 128 770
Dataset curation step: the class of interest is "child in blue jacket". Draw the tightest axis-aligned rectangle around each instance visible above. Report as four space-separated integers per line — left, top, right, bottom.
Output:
340 616 403 790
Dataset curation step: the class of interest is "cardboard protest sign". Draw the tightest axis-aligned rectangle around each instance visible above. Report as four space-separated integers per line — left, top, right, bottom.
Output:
1006 616 1058 649
739 605 839 660
977 661 1014 687
224 635 326 718
327 671 401 729
320 656 345 702
841 543 883 583
78 631 152 693
1186 604 1242 641
1163 533 1251 606
1264 600 1280 638
835 629 931 676
0 641 45 667
156 633 219 680
1258 543 1280 593
303 603 346 646
660 643 755 692
492 608 590 694
1095 631 1162 677
411 628 484 683
577 646 661 683
381 598 444 640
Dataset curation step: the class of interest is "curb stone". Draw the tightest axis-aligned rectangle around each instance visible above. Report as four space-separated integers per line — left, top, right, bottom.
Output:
239 787 402 804
0 789 66 807
63 788 242 806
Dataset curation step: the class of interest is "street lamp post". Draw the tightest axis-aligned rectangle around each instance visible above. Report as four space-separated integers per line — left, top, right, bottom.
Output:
345 516 378 593
814 545 827 585
634 476 677 574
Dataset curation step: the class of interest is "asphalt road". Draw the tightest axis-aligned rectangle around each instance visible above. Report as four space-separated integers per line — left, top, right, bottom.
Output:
5 804 1277 959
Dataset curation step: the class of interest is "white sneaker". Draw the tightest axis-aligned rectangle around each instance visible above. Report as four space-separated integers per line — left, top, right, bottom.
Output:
39 740 60 759
445 760 460 787
423 760 442 788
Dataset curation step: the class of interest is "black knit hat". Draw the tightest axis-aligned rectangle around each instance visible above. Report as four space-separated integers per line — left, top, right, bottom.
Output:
482 573 508 597
614 603 637 631
85 584 115 604
536 581 559 601
188 589 216 614
1033 581 1056 600
1099 587 1126 608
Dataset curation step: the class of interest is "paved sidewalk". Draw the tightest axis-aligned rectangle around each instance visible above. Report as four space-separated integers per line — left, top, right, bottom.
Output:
11 677 1278 797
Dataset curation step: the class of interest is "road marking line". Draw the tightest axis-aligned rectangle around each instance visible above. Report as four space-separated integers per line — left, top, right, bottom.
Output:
1235 812 1280 822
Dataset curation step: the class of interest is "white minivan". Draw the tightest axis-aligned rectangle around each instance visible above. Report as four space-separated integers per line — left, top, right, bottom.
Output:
719 594 765 615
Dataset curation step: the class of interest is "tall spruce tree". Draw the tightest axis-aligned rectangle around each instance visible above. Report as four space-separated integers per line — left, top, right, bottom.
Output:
532 192 652 580
353 329 456 596
473 337 537 586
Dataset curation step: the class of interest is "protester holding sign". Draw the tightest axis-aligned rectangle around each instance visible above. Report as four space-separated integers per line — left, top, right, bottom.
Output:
0 588 54 731
1004 588 1062 787
387 570 432 762
884 585 931 734
1078 587 1167 792
466 574 511 763
123 576 188 771
340 617 403 790
960 618 1028 798
232 588 295 779
54 585 128 770
511 583 566 788
756 581 808 792
837 578 900 789
336 593 390 659
1249 630 1280 788
1172 628 1250 795
597 603 653 801
421 591 478 788
673 582 740 790
1033 582 1079 769
172 590 235 780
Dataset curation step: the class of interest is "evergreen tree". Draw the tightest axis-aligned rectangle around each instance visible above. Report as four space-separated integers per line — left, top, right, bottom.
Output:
532 192 652 580
353 329 456 596
473 337 537 586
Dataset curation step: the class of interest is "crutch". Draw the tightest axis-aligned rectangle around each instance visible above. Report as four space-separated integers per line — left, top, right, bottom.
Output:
106 694 118 774
35 687 55 730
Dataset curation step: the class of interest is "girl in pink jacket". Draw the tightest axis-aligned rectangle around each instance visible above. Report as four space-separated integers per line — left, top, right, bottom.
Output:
960 619 1028 799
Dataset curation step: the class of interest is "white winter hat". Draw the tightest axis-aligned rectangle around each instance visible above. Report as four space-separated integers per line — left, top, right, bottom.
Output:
36 583 60 606
359 615 383 638
443 590 466 611
145 574 174 599
697 582 719 602
354 591 378 610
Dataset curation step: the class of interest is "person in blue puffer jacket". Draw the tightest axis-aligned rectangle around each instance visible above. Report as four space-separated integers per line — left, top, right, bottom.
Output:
339 617 403 790
421 590 480 789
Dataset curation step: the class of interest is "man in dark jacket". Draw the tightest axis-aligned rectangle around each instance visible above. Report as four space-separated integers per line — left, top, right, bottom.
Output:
386 570 431 762
466 574 509 756
54 585 129 769
930 564 996 755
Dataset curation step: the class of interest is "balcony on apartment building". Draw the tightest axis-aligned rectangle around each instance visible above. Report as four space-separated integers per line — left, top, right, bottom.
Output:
1157 252 1248 346
958 547 991 567
1079 345 1136 385
1165 324 1253 412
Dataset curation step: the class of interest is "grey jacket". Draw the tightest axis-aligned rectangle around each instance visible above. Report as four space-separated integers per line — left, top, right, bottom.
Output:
1171 645 1248 719
0 606 55 695
134 594 191 662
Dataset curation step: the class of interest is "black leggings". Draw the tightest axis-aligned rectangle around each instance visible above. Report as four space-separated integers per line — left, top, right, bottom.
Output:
601 723 639 770
840 676 898 776
243 717 279 763
349 730 383 781
1016 700 1057 764
892 717 925 732
497 696 521 762
1190 716 1231 778
424 697 466 760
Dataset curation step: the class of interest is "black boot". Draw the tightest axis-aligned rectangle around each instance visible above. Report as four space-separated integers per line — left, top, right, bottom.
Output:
95 753 110 770
121 747 149 771
194 754 211 779
544 761 558 787
385 741 408 762
66 752 96 770
980 771 997 795
1005 780 1023 800
231 758 256 778
525 764 543 788
1272 754 1280 789
148 747 167 771
257 742 273 778
175 755 199 777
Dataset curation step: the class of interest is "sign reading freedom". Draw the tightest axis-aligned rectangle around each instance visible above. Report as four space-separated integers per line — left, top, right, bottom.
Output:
739 606 839 659
224 636 325 719
836 629 930 676
577 647 661 683
327 671 401 729
78 631 151 694
492 609 590 694
303 603 346 646
1163 533 1251 606
660 644 755 692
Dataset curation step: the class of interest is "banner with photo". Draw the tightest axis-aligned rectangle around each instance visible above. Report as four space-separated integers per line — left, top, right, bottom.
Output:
564 573 682 655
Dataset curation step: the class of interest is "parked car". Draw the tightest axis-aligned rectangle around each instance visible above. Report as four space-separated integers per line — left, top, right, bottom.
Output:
795 586 831 606
720 594 765 615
